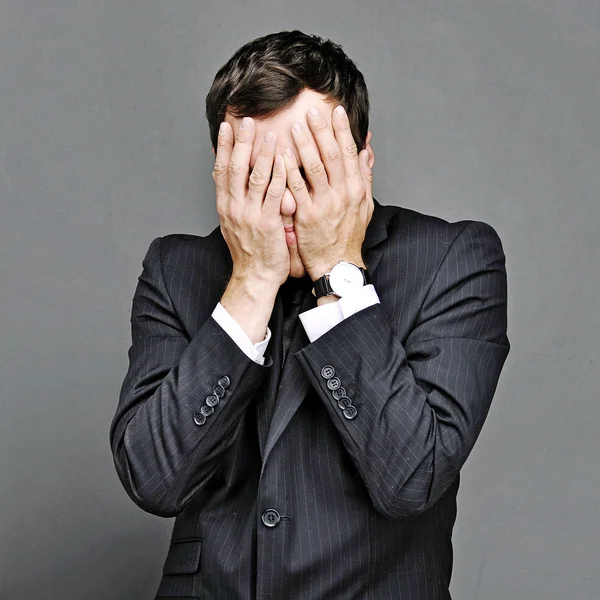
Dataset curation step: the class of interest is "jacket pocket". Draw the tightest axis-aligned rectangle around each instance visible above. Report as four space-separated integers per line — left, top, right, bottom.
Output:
162 537 202 575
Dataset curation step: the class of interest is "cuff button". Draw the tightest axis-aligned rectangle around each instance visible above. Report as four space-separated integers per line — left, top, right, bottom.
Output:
332 387 347 400
327 377 341 391
343 405 358 420
213 384 225 398
321 365 335 379
206 394 220 407
337 396 352 409
218 376 230 389
200 405 214 417
193 413 207 426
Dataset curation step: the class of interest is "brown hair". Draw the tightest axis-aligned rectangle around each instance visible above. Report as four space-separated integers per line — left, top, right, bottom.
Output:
205 30 370 152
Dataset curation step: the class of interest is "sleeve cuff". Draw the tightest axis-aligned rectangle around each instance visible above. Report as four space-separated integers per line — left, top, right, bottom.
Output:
212 302 271 365
299 284 380 343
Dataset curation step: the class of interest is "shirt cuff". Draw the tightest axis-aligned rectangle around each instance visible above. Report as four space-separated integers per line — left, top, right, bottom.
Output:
212 302 271 365
298 284 380 343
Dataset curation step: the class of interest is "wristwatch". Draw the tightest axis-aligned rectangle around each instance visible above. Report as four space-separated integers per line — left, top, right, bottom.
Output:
312 261 371 299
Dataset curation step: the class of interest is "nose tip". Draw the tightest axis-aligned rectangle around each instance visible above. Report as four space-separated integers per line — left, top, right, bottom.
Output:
280 187 297 216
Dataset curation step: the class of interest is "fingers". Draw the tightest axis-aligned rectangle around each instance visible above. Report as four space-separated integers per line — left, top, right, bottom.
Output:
305 107 345 190
248 130 277 204
332 105 362 188
213 117 285 218
262 155 287 217
212 121 233 211
283 147 312 207
227 116 256 200
289 121 330 195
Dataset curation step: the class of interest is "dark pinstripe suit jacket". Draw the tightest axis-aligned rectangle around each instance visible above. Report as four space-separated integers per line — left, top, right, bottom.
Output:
109 199 510 600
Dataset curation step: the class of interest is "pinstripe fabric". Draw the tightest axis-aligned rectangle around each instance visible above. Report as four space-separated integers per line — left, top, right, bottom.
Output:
109 199 510 599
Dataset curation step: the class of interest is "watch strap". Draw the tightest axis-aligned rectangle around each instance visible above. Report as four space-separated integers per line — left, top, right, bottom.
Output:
313 266 371 299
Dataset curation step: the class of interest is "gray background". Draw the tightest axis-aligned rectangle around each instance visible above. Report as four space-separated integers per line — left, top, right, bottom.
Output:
1 0 598 598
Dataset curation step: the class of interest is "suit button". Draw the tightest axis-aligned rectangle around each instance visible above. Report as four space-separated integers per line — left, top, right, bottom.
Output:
193 413 206 426
332 387 346 400
200 404 214 417
327 377 341 391
320 365 335 379
337 396 352 409
343 405 358 420
218 376 230 389
213 384 225 398
261 509 281 528
206 394 219 407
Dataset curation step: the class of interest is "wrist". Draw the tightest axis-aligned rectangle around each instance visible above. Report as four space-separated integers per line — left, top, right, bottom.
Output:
229 269 281 299
221 274 278 345
316 295 340 307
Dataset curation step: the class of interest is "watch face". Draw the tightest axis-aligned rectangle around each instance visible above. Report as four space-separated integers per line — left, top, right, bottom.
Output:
329 262 364 297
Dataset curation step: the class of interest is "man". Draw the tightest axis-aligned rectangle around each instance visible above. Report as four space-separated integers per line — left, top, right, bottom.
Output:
110 30 510 600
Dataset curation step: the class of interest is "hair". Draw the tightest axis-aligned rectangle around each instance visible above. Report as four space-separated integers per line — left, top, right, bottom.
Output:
205 30 370 153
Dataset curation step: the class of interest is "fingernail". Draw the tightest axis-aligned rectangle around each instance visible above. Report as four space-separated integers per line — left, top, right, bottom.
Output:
219 122 227 134
335 105 346 117
292 122 303 134
265 132 274 143
285 148 295 159
275 155 283 168
309 107 320 118
241 117 251 130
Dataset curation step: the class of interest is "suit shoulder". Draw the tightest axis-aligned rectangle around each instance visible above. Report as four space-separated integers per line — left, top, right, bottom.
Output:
159 227 218 249
155 226 225 262
149 227 229 289
377 202 501 247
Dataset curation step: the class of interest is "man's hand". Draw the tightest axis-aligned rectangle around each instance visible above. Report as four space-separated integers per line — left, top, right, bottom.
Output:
214 117 289 344
282 105 374 281
214 117 290 288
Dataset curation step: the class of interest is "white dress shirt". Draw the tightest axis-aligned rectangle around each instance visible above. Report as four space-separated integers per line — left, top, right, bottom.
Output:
212 284 380 365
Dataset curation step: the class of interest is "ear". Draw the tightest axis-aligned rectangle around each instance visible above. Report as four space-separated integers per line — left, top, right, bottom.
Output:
364 130 375 169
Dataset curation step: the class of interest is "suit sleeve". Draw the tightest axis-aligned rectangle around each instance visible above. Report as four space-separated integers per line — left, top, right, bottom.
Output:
295 221 510 518
109 237 272 517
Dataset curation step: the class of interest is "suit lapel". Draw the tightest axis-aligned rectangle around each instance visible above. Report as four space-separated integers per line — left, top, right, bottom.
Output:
259 198 387 469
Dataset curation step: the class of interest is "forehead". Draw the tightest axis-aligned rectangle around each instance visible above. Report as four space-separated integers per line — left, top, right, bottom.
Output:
224 89 335 167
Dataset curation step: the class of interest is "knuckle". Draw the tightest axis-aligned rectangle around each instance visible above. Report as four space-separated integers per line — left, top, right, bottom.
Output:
344 141 358 157
227 160 243 176
213 160 227 176
290 178 306 193
327 146 343 162
266 183 284 199
249 168 266 188
309 162 325 176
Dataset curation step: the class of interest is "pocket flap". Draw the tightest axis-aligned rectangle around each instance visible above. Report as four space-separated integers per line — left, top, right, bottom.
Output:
162 538 202 575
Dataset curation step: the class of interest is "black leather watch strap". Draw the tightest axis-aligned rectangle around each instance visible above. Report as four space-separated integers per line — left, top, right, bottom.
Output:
313 267 371 299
